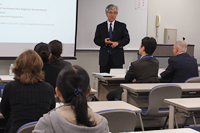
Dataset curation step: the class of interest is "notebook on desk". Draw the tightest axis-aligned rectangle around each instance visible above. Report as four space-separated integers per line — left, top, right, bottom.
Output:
92 72 115 77
110 69 126 78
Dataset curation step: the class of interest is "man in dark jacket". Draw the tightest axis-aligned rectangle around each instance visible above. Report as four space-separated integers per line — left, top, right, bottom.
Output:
125 37 159 83
94 4 130 73
161 41 198 83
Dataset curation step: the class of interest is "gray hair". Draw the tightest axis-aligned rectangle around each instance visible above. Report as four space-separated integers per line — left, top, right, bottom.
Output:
174 41 187 52
105 4 118 14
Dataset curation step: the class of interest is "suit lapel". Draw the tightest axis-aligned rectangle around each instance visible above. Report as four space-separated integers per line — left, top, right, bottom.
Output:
103 21 109 38
112 21 118 40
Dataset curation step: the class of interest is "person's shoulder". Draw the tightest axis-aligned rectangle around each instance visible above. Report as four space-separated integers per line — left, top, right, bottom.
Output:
131 59 140 65
33 111 52 132
115 20 126 26
53 64 62 71
169 55 177 61
151 57 159 62
97 21 107 27
115 20 125 24
3 80 17 91
61 58 72 68
88 108 103 125
48 63 61 71
183 53 196 59
39 81 54 90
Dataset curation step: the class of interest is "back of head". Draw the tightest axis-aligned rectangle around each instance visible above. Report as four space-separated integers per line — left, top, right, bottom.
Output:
174 41 187 52
141 37 157 55
13 50 44 84
48 40 62 67
49 40 62 57
56 65 94 127
34 42 50 62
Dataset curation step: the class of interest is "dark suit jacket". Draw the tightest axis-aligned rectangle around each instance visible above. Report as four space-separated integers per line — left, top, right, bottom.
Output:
94 21 130 66
125 57 159 83
160 53 199 83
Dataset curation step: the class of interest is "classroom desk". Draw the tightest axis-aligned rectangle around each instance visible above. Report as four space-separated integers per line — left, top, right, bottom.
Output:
128 128 199 133
93 74 125 101
0 75 14 83
164 98 200 129
92 68 176 101
120 83 200 104
88 101 144 131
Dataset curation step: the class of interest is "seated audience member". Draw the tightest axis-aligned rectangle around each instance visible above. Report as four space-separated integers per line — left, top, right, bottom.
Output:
1 50 55 133
161 41 198 83
125 37 159 83
49 40 72 69
107 37 159 101
33 65 109 133
34 42 61 89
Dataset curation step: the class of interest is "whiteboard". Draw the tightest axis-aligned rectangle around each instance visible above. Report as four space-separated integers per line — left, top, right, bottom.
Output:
77 0 148 50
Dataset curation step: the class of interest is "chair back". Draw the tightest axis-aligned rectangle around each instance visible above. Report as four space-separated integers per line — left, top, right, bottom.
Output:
185 76 200 83
144 84 182 117
97 109 137 133
17 121 37 133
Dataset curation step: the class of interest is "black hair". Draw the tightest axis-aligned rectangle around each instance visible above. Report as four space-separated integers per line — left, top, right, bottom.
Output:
56 65 95 127
48 40 62 67
34 42 51 63
141 37 157 55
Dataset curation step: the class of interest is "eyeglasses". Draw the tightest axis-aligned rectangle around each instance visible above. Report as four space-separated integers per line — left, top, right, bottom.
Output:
107 12 118 15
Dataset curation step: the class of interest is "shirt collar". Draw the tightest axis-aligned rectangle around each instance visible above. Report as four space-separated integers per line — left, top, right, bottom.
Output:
178 52 185 55
140 55 152 59
107 20 115 25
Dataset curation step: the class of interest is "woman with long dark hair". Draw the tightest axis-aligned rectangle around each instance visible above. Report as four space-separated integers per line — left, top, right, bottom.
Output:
33 65 109 133
34 42 61 89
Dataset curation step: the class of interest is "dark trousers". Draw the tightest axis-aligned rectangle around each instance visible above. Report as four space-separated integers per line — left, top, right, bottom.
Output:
100 54 123 73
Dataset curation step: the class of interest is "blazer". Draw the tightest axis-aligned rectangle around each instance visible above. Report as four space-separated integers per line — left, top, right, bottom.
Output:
125 57 159 83
160 53 199 83
94 21 130 66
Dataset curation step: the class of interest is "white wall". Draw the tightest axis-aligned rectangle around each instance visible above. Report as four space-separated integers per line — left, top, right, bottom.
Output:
148 0 200 62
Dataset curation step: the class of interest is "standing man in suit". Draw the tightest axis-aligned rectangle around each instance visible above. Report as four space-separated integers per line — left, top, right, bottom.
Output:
94 4 130 73
125 37 159 83
160 41 198 83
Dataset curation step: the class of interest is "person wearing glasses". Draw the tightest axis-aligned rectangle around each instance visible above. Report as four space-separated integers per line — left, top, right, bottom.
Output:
94 4 130 73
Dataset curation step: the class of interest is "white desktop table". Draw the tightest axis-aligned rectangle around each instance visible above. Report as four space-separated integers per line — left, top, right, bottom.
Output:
164 98 200 129
129 128 199 133
88 101 144 131
120 83 200 102
0 75 14 83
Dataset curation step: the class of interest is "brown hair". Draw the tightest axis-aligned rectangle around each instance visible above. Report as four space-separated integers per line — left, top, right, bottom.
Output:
48 40 62 67
13 50 44 84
